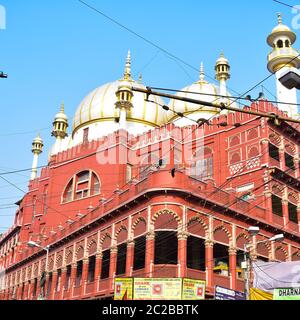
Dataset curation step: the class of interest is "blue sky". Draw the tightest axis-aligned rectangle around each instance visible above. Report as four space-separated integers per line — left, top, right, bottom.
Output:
0 0 298 232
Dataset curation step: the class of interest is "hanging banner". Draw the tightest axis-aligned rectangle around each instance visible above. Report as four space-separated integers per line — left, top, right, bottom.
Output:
250 288 273 300
114 278 133 300
182 279 206 300
215 286 246 300
253 261 300 292
273 288 300 300
133 278 182 300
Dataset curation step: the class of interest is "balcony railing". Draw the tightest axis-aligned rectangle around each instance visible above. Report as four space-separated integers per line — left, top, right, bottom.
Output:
268 47 300 61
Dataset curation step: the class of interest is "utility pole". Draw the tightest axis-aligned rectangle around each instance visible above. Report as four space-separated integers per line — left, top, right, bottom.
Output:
242 228 284 300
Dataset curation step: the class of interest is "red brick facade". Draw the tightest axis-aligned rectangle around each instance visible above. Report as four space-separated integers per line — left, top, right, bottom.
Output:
0 101 300 300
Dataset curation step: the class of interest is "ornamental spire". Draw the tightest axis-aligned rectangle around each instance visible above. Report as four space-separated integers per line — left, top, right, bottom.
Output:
199 62 205 83
60 101 65 113
123 50 131 80
277 12 282 25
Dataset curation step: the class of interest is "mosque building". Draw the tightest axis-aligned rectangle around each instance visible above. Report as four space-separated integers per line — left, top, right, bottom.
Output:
0 14 300 300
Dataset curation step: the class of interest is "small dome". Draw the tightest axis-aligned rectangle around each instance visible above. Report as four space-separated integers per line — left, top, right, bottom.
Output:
267 13 296 46
54 103 68 123
167 63 236 125
216 52 229 66
33 135 43 145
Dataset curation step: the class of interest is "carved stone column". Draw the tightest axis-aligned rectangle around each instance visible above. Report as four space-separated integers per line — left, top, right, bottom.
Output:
205 239 214 289
145 232 155 277
126 241 135 277
80 258 89 297
177 232 188 278
229 247 237 290
93 253 102 295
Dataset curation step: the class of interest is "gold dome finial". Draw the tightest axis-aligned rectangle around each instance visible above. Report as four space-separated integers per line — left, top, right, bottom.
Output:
277 12 282 25
123 50 131 80
199 62 205 83
60 101 65 113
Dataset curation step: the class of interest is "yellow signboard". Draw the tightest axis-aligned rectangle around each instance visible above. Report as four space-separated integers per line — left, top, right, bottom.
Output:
114 278 133 300
182 278 206 300
134 278 182 300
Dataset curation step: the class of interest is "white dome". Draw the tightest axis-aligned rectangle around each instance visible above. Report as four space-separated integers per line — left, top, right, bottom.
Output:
72 80 168 136
167 70 236 126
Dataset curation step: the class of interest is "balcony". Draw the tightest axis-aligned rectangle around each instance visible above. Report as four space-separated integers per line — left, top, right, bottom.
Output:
268 47 300 62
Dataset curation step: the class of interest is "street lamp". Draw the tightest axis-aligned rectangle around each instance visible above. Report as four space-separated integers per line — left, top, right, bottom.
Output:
243 227 284 300
279 68 300 90
0 71 7 78
27 241 51 299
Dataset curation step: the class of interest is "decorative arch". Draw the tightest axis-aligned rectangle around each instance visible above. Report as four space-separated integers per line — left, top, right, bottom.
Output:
236 233 250 249
87 240 97 256
272 184 284 197
187 217 208 238
115 226 128 244
256 242 271 258
75 246 85 261
62 170 101 203
288 192 298 205
65 250 73 265
56 255 63 269
285 143 296 155
230 152 241 165
100 233 112 251
292 252 300 261
247 128 258 140
275 246 288 261
229 135 240 147
48 257 54 271
132 217 147 238
152 209 182 230
269 133 281 146
213 225 232 244
248 146 259 159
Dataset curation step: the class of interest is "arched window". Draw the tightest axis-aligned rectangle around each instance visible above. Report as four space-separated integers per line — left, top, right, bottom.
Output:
277 40 283 48
285 40 290 47
62 170 100 203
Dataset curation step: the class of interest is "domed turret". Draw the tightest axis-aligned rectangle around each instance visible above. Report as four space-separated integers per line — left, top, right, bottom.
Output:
52 102 68 139
215 52 230 82
31 134 43 180
267 13 300 117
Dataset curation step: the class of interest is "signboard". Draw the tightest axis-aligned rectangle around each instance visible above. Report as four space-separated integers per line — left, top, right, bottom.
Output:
182 279 206 300
134 278 182 300
273 288 300 300
215 286 246 300
114 278 133 300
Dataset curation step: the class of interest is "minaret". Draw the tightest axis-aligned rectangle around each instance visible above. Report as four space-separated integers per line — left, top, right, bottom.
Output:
215 52 231 102
267 13 300 117
51 102 68 153
31 135 43 180
115 50 134 130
